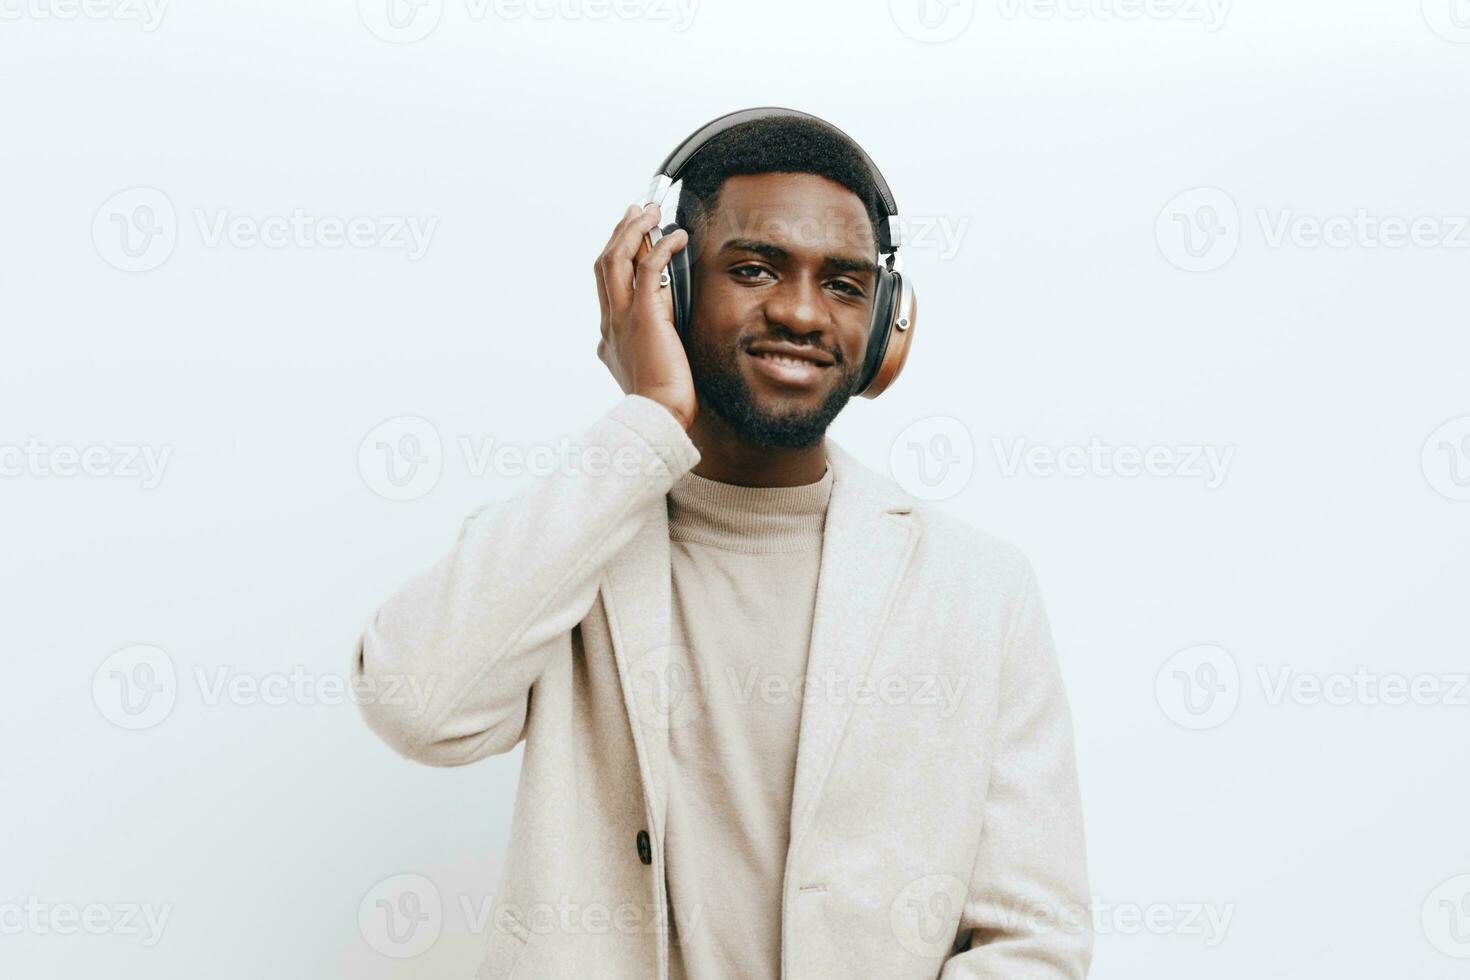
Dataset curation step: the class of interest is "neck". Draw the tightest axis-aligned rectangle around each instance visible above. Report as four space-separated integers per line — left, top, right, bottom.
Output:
687 407 828 487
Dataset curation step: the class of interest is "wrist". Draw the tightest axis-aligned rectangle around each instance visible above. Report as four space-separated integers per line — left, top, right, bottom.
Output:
633 388 694 431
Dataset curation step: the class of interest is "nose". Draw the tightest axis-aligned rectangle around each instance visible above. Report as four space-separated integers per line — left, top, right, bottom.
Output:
760 272 831 342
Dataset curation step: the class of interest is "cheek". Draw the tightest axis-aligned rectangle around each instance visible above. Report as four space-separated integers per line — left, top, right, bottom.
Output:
690 270 735 306
843 306 874 361
688 274 757 334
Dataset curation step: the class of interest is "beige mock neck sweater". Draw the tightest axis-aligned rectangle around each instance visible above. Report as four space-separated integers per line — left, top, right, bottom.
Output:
663 462 834 980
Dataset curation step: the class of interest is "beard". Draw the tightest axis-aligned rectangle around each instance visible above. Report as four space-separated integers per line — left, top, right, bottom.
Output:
684 327 863 450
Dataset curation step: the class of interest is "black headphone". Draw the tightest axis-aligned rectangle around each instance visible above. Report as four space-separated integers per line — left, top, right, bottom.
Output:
639 106 917 399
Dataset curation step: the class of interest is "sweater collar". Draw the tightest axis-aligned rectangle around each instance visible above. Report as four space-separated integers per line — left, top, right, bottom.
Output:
668 461 833 554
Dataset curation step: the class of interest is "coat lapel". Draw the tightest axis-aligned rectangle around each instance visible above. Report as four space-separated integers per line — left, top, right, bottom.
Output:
602 499 676 843
601 437 921 866
786 439 919 858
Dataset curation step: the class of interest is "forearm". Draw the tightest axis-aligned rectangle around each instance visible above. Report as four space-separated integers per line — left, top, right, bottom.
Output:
354 393 699 765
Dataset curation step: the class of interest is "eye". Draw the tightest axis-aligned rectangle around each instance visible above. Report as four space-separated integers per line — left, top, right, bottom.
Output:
731 264 774 281
828 278 866 298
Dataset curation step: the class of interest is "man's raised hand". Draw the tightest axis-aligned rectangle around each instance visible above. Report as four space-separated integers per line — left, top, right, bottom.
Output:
594 203 696 431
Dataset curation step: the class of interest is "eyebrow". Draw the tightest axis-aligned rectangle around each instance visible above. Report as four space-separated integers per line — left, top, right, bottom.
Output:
718 237 879 277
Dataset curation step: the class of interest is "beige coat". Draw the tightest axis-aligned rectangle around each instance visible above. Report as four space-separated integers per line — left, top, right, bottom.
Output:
355 394 1092 979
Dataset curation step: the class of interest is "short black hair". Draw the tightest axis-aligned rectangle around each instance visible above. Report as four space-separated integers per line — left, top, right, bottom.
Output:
673 114 887 261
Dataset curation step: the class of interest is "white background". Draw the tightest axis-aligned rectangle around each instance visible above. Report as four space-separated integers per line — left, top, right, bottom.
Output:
3 0 1468 977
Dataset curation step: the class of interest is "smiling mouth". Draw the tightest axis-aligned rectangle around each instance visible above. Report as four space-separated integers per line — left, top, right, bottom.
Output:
746 349 833 388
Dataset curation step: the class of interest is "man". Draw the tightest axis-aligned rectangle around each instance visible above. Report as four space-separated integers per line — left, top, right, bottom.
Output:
355 112 1091 979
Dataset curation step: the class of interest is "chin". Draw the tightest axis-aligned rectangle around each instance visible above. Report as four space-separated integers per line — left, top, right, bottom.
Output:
722 385 854 451
688 333 858 449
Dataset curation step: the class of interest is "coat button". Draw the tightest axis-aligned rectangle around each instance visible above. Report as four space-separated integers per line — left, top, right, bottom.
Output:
636 829 652 866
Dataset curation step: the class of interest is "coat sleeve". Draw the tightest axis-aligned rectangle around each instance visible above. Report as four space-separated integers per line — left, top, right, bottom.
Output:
939 557 1093 978
352 393 700 767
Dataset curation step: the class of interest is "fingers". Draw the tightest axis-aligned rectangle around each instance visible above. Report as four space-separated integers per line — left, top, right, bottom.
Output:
595 204 639 327
601 204 666 315
602 203 641 254
595 258 611 337
598 203 640 282
632 227 688 324
635 224 687 283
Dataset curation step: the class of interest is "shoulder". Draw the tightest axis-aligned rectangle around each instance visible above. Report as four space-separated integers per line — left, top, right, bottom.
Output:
830 440 1037 600
905 499 1038 600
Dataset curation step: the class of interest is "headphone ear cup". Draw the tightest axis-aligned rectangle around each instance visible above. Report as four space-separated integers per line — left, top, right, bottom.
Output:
856 269 916 399
662 222 693 341
857 268 898 395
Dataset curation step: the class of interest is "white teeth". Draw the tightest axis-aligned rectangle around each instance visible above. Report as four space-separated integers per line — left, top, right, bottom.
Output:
756 352 820 367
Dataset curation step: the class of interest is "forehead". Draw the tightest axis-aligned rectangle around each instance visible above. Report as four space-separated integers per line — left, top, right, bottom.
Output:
700 172 877 257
